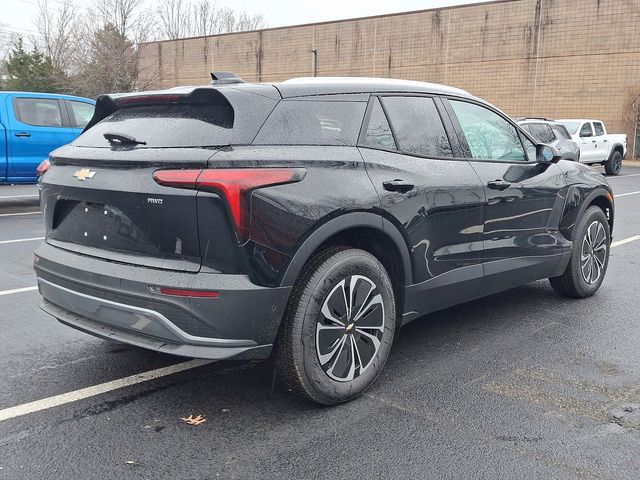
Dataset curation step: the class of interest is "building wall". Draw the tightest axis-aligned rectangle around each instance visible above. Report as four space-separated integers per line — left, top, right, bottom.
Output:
138 0 640 145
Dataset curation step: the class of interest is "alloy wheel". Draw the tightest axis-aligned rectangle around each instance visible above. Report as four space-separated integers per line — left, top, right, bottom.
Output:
580 220 607 285
315 275 385 382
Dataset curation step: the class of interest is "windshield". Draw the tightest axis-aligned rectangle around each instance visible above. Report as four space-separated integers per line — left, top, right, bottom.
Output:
560 121 580 135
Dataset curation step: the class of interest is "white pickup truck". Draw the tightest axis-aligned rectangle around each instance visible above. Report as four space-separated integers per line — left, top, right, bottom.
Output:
558 119 627 175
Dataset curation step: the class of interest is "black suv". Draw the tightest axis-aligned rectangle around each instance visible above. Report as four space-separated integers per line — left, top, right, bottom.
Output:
35 76 614 405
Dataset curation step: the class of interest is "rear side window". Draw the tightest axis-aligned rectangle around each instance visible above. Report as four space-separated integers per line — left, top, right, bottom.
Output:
361 98 396 150
593 122 605 136
529 123 555 143
69 101 95 128
381 96 452 157
74 89 278 148
13 98 64 127
254 99 367 146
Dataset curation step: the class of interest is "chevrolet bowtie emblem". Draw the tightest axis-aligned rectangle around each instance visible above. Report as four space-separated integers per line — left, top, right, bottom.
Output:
73 168 96 181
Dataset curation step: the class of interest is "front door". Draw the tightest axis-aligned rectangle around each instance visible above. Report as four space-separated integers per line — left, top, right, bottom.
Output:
578 122 598 163
443 98 570 294
358 95 486 317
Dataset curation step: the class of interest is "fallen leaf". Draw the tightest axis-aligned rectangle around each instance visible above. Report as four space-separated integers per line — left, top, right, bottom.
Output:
221 408 230 413
181 414 207 426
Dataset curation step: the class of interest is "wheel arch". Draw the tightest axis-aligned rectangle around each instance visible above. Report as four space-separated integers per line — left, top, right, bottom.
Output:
280 212 413 310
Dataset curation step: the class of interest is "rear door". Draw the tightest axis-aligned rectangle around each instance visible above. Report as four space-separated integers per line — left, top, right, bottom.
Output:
6 96 76 180
592 121 608 161
65 99 96 136
443 98 569 291
358 94 486 314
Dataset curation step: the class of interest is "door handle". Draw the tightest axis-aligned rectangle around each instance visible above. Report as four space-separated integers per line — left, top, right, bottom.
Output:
603 139 608 143
383 179 414 194
15 132 31 137
592 140 597 143
487 179 511 191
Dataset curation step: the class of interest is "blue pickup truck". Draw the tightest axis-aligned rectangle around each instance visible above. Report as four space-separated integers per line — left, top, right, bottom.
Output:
0 92 95 184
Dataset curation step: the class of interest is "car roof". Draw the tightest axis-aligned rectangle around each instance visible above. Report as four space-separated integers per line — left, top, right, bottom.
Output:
517 118 562 126
137 76 476 101
274 77 473 99
557 119 604 124
0 91 95 103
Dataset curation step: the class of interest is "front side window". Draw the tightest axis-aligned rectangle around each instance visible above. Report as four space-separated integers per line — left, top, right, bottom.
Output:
14 98 63 127
593 122 605 136
381 96 452 157
449 100 526 162
579 123 593 137
361 97 396 150
69 101 95 128
254 99 367 146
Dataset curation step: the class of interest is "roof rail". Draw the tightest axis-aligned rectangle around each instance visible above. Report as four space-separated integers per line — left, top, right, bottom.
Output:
210 72 245 85
514 116 556 122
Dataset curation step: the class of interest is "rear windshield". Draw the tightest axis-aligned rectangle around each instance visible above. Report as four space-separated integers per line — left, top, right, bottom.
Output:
560 121 580 135
253 99 367 146
74 89 278 148
551 124 571 139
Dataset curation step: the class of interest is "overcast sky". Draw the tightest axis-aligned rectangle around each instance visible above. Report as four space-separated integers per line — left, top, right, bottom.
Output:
4 0 484 39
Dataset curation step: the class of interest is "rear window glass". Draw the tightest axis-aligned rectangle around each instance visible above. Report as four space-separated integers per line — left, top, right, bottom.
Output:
381 96 453 157
253 99 367 146
552 124 571 140
74 89 277 148
529 123 555 143
560 121 580 135
593 122 605 136
362 98 396 150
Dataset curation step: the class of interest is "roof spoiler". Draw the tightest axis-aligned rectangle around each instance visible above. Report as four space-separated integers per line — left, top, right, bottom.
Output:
210 72 245 85
82 88 234 133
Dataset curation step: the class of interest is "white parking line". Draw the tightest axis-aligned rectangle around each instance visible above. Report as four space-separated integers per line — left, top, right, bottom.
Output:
0 236 44 245
0 232 639 422
608 173 640 179
0 286 39 296
0 194 39 199
0 211 41 217
0 359 213 422
611 235 640 248
615 190 640 198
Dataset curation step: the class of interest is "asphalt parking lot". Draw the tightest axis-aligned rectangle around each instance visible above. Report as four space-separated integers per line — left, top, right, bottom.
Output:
1 165 640 479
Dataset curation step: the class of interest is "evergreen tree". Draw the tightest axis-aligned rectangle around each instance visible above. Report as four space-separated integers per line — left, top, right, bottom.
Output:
3 37 66 92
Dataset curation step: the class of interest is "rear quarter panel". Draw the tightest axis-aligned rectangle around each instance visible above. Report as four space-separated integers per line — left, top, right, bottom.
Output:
207 145 382 287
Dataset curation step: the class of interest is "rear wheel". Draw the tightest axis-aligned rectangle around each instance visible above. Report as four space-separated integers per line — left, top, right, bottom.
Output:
549 206 610 298
276 247 396 405
604 150 622 176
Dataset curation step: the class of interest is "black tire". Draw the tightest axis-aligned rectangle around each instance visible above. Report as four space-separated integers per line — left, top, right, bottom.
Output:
276 247 396 405
549 206 610 298
604 150 622 176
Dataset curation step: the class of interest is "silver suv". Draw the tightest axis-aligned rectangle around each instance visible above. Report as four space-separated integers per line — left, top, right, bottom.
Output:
516 117 580 162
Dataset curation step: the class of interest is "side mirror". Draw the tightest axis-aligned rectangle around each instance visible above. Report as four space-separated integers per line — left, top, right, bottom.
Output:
536 144 561 163
580 130 592 138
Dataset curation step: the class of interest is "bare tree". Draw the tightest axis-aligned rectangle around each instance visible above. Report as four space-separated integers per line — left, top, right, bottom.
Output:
157 0 265 40
158 0 191 40
35 0 80 72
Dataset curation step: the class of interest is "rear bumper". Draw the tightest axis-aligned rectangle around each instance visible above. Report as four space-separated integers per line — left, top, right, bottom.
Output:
34 242 291 360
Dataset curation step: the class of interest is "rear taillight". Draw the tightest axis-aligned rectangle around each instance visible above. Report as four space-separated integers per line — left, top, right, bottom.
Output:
37 159 50 176
153 168 306 242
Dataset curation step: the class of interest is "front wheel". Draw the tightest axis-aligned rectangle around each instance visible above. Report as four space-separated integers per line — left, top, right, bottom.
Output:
276 247 396 405
604 150 622 176
549 206 610 298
